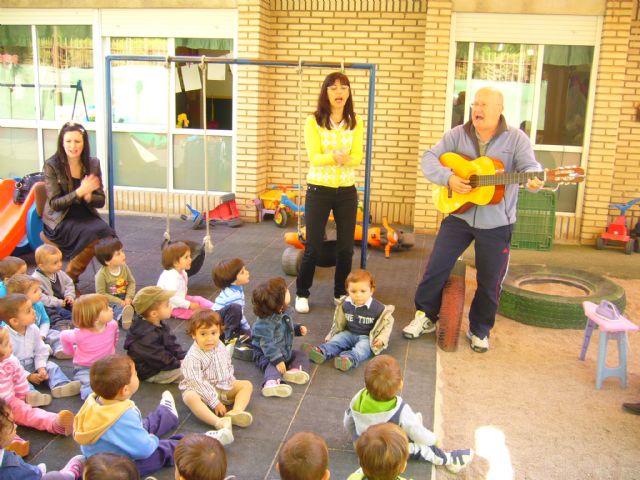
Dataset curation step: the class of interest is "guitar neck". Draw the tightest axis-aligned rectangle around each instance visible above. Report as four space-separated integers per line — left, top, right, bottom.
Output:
475 171 545 187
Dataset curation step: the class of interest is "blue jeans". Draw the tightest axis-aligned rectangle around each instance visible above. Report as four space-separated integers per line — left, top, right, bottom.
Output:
22 359 71 390
320 331 372 368
73 366 93 400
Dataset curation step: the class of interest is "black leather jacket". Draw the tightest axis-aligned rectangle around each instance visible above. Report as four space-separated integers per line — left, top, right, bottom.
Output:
42 155 106 231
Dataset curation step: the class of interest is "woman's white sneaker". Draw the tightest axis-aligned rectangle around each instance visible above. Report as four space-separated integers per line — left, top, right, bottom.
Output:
295 296 309 313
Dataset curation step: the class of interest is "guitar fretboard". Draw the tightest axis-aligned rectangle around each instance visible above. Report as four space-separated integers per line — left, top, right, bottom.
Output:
471 171 545 187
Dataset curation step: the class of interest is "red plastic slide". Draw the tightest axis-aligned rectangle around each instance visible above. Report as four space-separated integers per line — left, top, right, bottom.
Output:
0 179 37 258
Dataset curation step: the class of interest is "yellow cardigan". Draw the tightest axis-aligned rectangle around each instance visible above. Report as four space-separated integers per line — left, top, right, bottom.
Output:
304 114 364 188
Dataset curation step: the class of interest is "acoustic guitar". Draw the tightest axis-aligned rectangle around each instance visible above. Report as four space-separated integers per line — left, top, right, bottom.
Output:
433 152 585 214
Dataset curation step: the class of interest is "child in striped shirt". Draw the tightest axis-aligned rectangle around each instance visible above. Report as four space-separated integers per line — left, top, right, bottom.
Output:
180 310 253 432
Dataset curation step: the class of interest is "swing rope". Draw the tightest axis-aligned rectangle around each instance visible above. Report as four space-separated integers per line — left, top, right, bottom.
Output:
163 56 172 243
296 58 303 236
200 55 214 253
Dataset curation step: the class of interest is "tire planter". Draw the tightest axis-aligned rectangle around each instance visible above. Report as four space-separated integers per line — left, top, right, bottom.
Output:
436 259 466 352
282 247 303 276
498 265 626 329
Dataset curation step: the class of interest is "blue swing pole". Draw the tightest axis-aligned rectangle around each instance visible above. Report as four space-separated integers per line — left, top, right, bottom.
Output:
105 56 376 268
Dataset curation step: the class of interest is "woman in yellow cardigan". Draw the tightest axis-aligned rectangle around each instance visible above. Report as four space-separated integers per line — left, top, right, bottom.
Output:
295 72 364 314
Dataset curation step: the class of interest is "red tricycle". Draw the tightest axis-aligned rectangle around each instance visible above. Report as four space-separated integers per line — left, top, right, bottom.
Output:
596 198 640 255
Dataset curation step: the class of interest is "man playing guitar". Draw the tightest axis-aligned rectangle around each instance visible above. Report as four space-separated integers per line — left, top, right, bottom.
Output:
403 87 544 353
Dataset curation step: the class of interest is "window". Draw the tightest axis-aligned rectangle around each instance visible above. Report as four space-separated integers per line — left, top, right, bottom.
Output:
0 25 36 120
450 41 594 213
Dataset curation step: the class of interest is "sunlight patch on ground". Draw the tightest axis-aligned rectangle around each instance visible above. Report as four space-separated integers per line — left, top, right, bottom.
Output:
475 426 513 480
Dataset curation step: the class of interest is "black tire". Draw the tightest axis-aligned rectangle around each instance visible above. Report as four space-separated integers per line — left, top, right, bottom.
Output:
274 208 288 228
282 247 303 276
400 232 415 249
498 265 626 329
625 240 634 255
596 237 605 250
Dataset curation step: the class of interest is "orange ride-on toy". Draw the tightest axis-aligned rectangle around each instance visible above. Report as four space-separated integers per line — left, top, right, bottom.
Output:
281 218 415 276
596 198 640 255
254 185 304 228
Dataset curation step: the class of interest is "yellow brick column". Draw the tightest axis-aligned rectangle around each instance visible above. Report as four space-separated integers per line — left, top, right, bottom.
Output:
413 0 452 234
581 0 633 243
236 0 273 221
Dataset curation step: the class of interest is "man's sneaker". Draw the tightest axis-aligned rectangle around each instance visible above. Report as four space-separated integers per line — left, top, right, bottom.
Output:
334 296 343 306
402 311 436 339
301 343 326 364
262 380 292 398
160 391 179 419
445 448 474 473
120 305 134 330
466 330 489 353
26 391 52 407
283 368 309 384
60 454 86 479
51 380 81 398
225 410 253 427
295 296 309 313
334 356 354 372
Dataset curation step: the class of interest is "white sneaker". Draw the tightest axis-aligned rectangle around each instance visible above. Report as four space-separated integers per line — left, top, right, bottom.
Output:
120 304 134 330
402 311 436 339
466 331 489 353
159 391 179 419
295 296 309 313
445 448 474 473
26 391 52 407
206 427 234 446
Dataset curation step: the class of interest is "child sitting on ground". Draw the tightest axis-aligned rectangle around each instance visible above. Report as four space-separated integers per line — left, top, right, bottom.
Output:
5 275 69 359
344 354 473 473
0 397 85 479
124 286 186 384
73 354 230 477
157 242 214 320
348 423 411 480
0 256 27 298
31 245 74 327
180 310 253 430
212 258 252 344
302 269 394 372
94 237 136 330
1 294 80 402
83 452 140 480
174 433 229 480
251 277 310 398
0 326 75 439
60 294 119 399
276 432 330 480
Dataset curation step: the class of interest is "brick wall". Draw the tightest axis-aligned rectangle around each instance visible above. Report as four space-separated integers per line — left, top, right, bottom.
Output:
581 0 634 242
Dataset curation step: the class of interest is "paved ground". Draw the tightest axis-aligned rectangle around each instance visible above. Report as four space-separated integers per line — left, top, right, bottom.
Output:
15 213 640 479
15 215 436 480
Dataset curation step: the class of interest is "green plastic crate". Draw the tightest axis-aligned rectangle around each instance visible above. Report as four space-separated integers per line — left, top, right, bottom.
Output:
511 189 556 251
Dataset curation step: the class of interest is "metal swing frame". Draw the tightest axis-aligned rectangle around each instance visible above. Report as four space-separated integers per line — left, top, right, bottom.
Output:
104 55 377 268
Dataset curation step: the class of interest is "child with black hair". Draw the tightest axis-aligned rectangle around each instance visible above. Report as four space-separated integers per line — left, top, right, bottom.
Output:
344 355 473 473
94 237 136 330
251 277 310 398
276 432 330 480
0 397 85 479
174 433 229 480
212 258 252 343
0 256 27 298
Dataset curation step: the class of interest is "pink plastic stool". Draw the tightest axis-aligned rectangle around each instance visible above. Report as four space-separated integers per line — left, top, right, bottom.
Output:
579 301 638 389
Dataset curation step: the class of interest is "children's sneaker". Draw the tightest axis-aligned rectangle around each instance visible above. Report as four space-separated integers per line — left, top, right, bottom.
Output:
159 391 179 419
53 348 73 360
445 448 474 473
26 391 52 407
466 330 489 353
120 305 134 330
54 410 75 436
51 380 81 398
60 454 86 479
283 368 310 384
402 310 436 339
301 343 326 364
206 427 234 446
225 409 253 427
295 296 309 314
262 380 292 398
5 438 30 457
334 356 354 372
